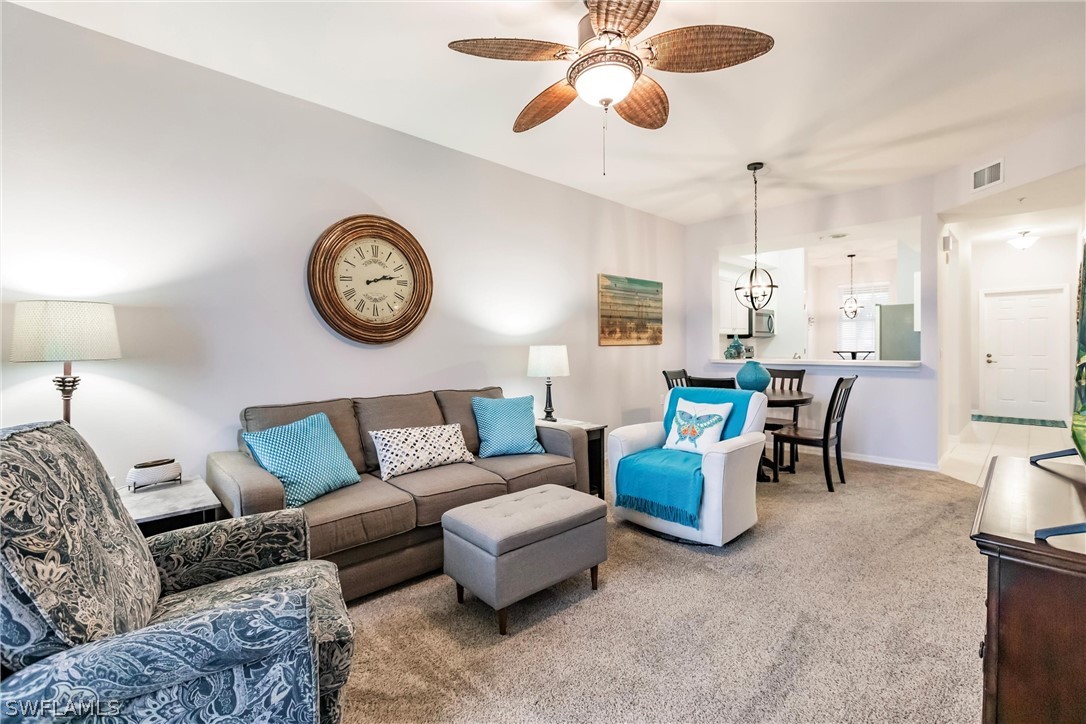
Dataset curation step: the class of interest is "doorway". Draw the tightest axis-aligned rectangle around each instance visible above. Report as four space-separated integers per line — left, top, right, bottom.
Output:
978 286 1070 422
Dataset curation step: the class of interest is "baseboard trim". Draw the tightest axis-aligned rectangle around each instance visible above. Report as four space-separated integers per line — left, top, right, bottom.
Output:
840 451 939 472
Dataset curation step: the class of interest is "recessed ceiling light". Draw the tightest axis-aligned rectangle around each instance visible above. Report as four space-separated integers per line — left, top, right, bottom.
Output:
829 233 849 239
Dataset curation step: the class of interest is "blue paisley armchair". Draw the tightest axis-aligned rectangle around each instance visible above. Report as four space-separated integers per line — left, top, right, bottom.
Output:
0 421 353 723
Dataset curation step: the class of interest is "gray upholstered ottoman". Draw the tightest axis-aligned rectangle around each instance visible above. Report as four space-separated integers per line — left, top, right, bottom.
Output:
442 484 607 634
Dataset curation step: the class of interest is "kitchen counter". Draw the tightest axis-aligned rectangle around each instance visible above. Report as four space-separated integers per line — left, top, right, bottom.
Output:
709 358 922 369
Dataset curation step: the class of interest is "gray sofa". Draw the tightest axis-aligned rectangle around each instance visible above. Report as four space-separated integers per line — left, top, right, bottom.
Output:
206 387 589 601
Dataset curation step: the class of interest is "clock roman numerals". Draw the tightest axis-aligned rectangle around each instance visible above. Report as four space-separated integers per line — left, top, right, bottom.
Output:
343 288 357 300
397 279 409 287
394 292 405 301
339 275 352 282
371 244 379 258
393 264 405 272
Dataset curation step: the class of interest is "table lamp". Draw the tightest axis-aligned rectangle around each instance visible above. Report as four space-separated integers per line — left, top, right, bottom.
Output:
9 300 121 424
527 345 569 422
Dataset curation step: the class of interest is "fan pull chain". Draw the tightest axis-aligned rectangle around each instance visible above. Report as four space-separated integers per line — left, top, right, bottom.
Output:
602 106 609 176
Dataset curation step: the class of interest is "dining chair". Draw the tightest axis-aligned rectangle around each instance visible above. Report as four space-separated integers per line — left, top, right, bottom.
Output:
662 369 690 390
772 376 857 492
687 375 738 389
765 368 806 472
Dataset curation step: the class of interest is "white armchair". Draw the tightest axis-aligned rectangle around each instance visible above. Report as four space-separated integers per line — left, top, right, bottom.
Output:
608 388 768 546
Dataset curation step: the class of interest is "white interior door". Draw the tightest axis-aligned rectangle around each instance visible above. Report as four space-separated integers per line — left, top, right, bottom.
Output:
979 288 1070 421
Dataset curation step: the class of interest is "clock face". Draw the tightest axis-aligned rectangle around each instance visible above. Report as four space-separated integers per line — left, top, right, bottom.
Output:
334 238 415 323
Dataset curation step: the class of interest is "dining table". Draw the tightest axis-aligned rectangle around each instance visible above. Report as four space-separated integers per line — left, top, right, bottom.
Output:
759 388 814 481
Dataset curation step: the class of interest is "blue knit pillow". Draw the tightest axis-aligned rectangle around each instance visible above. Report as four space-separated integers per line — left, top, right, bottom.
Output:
242 412 359 507
472 395 545 458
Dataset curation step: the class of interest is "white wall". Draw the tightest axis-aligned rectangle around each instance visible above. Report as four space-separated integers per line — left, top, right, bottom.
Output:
754 248 807 359
686 179 940 469
0 7 686 479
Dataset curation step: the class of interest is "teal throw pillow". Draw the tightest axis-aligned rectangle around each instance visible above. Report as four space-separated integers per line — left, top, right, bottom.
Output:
472 395 546 458
242 412 359 507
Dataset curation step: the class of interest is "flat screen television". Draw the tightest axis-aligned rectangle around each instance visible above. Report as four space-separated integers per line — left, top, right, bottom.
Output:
1029 242 1086 540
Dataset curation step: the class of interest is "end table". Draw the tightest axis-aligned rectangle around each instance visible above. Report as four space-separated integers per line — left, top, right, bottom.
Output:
552 418 607 500
117 476 223 536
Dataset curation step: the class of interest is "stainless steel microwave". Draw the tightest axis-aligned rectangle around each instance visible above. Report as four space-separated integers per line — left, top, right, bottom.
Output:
751 310 775 337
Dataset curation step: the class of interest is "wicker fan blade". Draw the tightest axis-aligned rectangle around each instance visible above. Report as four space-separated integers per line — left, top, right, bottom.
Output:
514 79 578 132
639 25 774 73
449 38 575 62
613 74 669 129
587 0 660 39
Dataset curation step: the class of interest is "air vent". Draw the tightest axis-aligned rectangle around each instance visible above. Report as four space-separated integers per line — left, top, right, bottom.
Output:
972 160 1003 191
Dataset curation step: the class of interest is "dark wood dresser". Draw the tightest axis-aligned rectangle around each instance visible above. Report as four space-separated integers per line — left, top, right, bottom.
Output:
971 456 1086 724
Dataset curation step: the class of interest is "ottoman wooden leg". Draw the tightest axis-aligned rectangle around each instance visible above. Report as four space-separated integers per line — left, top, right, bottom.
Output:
591 565 599 590
497 608 508 636
456 583 464 604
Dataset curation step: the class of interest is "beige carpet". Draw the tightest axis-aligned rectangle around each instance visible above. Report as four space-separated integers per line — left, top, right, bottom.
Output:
340 458 985 723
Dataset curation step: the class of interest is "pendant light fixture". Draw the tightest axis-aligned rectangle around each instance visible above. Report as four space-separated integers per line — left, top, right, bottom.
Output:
734 162 777 311
841 254 863 320
1006 231 1039 250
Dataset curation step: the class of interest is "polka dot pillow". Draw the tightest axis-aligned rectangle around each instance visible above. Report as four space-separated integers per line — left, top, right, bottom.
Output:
369 423 474 481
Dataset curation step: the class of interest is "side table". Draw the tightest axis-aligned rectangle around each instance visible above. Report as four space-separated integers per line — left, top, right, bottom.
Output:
552 418 608 500
117 476 223 536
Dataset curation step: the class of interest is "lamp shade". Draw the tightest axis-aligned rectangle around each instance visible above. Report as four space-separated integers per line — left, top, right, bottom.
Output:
527 345 569 378
10 300 121 362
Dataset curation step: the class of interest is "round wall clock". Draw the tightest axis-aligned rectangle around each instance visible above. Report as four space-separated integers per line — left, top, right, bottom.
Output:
307 215 433 344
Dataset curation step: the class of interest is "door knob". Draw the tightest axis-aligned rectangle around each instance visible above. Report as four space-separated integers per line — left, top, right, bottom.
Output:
986 359 997 364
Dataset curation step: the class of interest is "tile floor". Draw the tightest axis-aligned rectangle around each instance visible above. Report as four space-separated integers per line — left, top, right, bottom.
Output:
940 420 1082 486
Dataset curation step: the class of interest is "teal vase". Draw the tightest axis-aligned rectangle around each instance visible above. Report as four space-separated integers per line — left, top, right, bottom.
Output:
736 360 770 392
725 335 745 360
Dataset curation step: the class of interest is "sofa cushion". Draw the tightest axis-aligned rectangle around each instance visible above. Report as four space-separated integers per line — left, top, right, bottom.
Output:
386 463 506 526
241 398 366 474
150 559 353 693
0 421 161 671
242 413 361 508
434 387 503 454
302 475 416 558
353 392 445 472
473 453 577 493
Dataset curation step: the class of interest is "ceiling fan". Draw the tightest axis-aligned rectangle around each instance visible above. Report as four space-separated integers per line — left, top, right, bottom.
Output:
449 0 774 132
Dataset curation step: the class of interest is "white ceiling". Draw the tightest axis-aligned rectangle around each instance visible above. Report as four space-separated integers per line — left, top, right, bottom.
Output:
16 0 1086 224
943 165 1085 244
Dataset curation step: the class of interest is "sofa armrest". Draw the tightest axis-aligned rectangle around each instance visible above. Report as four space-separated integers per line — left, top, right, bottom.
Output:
607 423 668 502
148 509 310 595
608 422 666 460
0 591 318 722
536 423 589 494
703 431 766 458
206 450 285 518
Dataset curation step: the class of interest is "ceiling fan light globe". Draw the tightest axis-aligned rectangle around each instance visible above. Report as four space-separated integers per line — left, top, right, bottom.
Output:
574 62 636 107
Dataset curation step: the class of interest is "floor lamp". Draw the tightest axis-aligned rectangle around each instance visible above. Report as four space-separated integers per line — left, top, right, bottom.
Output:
9 300 122 424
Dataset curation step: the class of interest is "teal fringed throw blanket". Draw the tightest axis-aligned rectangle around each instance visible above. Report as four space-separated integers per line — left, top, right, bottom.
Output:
616 447 704 529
